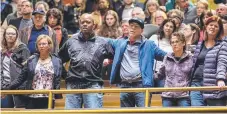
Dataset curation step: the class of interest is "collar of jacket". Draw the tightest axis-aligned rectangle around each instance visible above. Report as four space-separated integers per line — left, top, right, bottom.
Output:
166 52 190 63
78 32 96 42
28 53 59 74
125 35 147 45
32 24 48 31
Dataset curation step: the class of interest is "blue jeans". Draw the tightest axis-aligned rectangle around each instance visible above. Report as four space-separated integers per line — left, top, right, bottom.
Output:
1 95 14 108
119 82 147 107
162 97 190 107
65 82 103 109
190 80 206 106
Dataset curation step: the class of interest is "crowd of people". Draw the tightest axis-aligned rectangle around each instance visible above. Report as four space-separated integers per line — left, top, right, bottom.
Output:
1 0 227 109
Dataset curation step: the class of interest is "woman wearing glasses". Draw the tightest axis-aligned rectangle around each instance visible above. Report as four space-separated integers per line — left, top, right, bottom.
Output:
156 32 193 107
4 35 64 109
1 25 30 108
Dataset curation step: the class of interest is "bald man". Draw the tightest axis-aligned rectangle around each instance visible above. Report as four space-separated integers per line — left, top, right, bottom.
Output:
58 13 114 109
216 3 227 17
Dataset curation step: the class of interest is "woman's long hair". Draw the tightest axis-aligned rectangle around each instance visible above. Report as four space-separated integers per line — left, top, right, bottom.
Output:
189 23 200 45
97 10 122 38
46 8 63 27
144 0 159 18
157 19 177 40
1 25 21 54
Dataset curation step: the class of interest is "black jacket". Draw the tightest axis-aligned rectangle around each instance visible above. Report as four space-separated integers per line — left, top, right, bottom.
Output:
1 43 30 90
8 17 23 29
59 28 68 48
214 0 226 4
1 3 12 25
7 54 63 99
58 32 114 83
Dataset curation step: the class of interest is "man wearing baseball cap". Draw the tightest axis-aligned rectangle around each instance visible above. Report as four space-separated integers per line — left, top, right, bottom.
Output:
19 9 58 54
110 17 166 107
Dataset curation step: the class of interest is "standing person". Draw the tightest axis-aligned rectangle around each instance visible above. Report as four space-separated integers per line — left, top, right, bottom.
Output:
1 0 27 35
19 9 58 54
110 17 166 107
8 0 33 31
46 8 68 49
4 35 63 109
1 25 30 108
58 13 114 109
97 10 122 81
202 16 226 106
190 16 223 106
149 19 176 93
156 32 193 107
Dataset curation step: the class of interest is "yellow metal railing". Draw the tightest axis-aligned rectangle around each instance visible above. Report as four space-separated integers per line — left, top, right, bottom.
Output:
1 86 227 111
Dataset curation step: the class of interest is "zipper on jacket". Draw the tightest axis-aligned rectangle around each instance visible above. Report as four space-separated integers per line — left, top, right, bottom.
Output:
83 61 86 77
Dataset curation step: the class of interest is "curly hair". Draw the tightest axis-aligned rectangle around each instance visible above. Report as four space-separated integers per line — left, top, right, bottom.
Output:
46 8 63 26
170 32 186 51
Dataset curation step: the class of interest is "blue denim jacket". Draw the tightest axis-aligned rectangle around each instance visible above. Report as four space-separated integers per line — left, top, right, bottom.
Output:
109 36 166 87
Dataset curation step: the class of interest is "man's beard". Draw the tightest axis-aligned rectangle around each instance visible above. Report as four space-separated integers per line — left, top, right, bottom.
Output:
22 12 31 16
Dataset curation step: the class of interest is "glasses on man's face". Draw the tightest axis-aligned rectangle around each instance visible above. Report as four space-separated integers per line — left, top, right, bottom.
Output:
38 43 48 46
6 32 16 36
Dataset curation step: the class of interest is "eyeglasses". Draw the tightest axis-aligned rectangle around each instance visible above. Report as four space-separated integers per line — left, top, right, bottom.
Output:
6 32 16 36
171 40 181 45
38 43 48 46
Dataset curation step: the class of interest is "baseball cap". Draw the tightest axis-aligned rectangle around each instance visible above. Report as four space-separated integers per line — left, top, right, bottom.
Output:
129 17 144 29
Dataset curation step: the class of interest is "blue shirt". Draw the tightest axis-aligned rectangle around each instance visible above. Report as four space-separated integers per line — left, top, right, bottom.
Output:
28 25 49 54
120 39 141 82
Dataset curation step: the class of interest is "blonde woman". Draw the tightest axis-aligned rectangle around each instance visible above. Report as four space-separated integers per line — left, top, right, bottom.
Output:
144 0 159 24
152 10 167 26
1 25 30 108
5 35 64 109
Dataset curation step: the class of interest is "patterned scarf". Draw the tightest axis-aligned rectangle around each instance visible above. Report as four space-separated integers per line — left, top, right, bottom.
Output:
53 25 62 45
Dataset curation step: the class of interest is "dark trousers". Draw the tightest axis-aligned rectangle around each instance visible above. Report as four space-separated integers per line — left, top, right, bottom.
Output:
26 97 55 109
1 95 14 108
206 97 227 106
13 95 27 108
